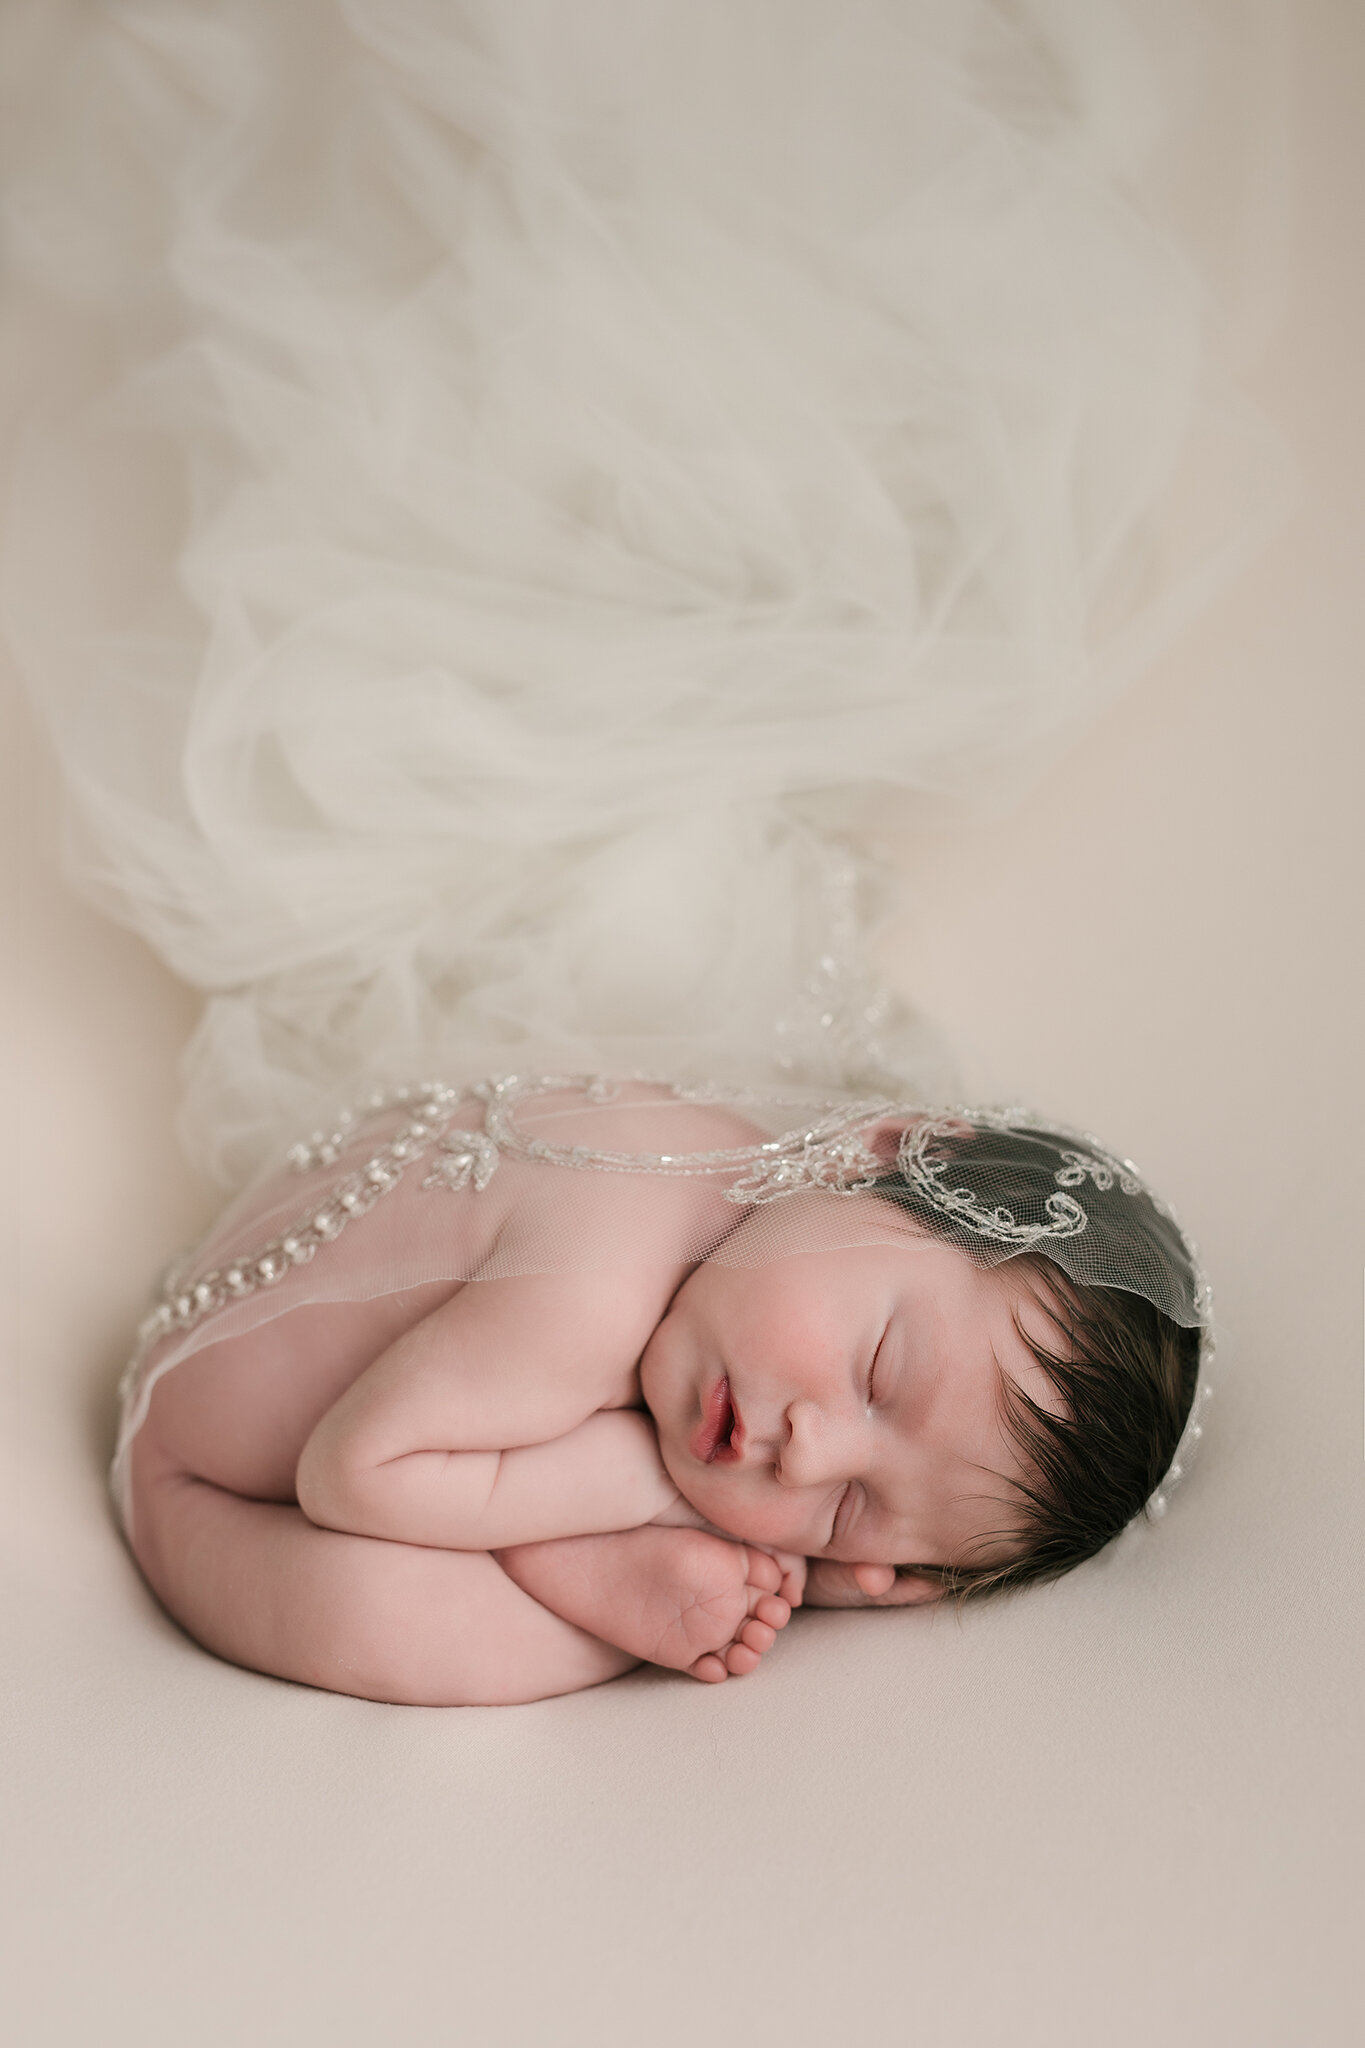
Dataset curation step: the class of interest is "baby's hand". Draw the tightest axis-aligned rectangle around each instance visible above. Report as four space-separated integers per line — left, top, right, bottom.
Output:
801 1561 941 1609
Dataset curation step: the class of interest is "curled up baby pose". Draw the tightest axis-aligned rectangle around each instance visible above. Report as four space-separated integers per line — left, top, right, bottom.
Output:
119 1081 1206 1704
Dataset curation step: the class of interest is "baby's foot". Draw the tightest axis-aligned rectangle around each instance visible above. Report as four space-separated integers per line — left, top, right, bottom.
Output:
495 1526 796 1682
630 1528 794 1683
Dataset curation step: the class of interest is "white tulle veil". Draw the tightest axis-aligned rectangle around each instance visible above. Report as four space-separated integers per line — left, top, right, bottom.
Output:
2 0 1286 1172
0 1 1283 1527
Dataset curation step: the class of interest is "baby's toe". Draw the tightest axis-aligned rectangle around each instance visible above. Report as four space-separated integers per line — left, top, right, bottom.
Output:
723 1642 762 1677
689 1652 729 1684
745 1550 783 1594
738 1618 776 1655
753 1594 790 1631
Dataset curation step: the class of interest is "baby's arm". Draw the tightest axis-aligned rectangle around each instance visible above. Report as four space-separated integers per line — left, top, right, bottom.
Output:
496 1527 805 1683
292 1270 809 1683
296 1274 677 1550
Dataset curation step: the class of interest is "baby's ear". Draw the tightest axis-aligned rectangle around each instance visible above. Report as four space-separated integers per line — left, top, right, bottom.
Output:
803 1560 943 1609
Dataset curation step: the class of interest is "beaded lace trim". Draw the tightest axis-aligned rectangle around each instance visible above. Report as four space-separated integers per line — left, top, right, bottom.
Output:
119 1075 889 1396
897 1112 1147 1248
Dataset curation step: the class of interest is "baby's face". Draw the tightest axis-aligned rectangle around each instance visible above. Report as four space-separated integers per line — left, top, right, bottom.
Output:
640 1195 1064 1571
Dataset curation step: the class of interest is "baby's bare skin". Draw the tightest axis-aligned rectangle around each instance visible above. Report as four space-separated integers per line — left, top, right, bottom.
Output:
128 1088 806 1702
128 1084 1045 1703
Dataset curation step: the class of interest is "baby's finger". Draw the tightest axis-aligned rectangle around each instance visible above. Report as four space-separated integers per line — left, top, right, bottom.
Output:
802 1556 875 1605
802 1560 870 1608
804 1559 942 1609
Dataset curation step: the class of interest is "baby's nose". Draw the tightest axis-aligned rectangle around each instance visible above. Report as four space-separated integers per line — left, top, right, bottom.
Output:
779 1399 862 1488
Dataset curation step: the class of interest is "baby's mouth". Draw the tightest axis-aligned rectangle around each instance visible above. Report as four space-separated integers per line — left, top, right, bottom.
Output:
691 1376 744 1464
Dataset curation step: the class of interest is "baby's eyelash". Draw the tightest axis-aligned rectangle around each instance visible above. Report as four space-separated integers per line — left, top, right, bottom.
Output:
866 1334 887 1405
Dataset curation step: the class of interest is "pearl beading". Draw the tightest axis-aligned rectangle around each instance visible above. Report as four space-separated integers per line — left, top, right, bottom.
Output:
118 1080 466 1404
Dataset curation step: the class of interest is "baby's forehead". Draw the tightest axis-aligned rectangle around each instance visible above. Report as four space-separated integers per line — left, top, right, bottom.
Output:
872 1233 1074 1438
708 1185 939 1264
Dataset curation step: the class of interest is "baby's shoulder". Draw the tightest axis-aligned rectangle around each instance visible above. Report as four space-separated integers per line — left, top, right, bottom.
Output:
487 1081 766 1283
143 1079 764 1382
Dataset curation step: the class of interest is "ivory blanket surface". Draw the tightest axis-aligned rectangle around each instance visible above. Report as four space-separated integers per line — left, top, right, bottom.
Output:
1 5 1360 2044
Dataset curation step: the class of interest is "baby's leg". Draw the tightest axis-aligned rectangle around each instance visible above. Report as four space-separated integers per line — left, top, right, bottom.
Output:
129 1435 636 1706
498 1527 794 1682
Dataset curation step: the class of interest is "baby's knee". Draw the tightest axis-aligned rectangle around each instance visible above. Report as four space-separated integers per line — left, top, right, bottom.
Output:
126 1437 627 1704
293 1545 630 1706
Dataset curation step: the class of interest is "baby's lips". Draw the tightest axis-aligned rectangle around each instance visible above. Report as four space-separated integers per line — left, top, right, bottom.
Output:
690 1375 733 1463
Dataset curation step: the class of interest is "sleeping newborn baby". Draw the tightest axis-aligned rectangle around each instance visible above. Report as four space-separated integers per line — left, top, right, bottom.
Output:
120 1079 1203 1704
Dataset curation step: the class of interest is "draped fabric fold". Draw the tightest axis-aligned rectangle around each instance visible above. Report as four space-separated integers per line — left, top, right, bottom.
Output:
1 0 1286 1184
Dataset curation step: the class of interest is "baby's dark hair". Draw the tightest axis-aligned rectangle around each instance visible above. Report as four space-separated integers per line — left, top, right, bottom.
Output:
911 1262 1200 1599
873 1126 1203 1600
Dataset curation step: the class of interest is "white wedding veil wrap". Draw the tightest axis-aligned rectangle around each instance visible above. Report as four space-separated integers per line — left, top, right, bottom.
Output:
1 0 1287 1188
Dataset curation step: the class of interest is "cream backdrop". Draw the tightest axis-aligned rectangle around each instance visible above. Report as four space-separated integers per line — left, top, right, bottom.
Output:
2 5 1361 2046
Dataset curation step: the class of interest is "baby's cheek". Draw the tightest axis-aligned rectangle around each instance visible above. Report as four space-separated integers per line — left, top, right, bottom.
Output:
691 1477 815 1551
